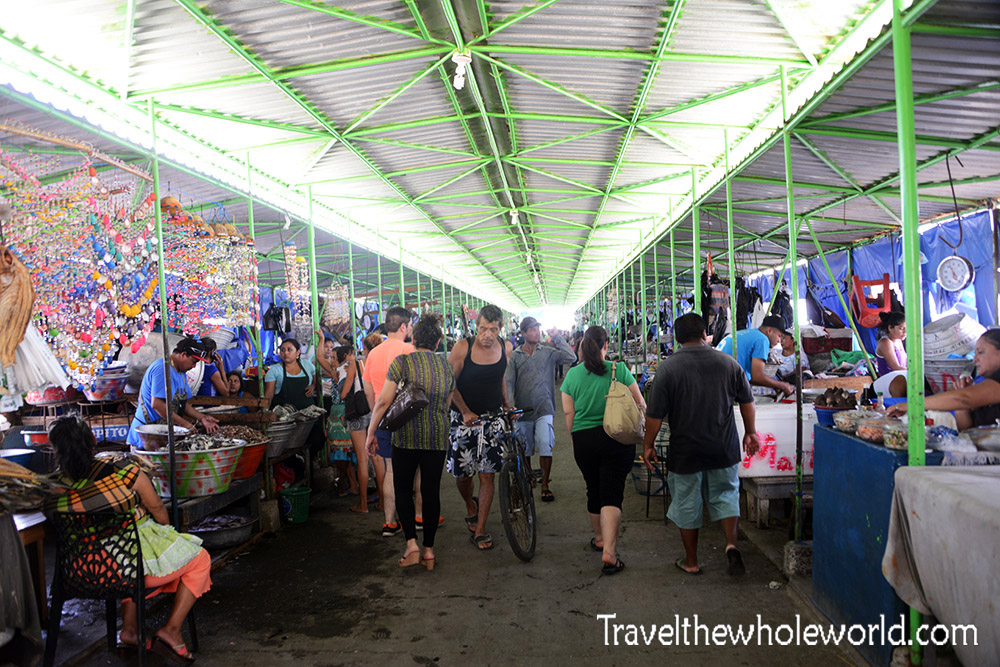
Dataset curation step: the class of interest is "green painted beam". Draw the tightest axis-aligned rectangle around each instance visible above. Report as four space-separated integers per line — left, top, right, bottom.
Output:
143 102 328 136
345 113 478 137
468 0 562 44
129 46 452 98
572 0 939 303
801 79 1000 127
910 23 1000 38
564 0 685 300
797 125 1000 151
172 0 526 307
273 0 452 45
469 44 810 67
350 135 480 158
793 132 902 224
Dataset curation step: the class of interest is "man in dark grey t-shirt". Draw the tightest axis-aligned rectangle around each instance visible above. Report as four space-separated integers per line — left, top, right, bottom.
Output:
643 313 759 576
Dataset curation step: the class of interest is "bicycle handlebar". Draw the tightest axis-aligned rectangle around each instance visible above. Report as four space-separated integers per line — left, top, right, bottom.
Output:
470 408 523 426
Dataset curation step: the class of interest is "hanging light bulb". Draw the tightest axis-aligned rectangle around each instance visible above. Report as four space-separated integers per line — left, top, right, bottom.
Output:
451 52 472 90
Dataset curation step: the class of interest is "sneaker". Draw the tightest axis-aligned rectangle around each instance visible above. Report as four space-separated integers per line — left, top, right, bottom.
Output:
381 522 401 537
415 516 444 530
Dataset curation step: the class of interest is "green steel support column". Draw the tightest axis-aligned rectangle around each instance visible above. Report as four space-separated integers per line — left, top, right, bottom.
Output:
416 273 422 312
893 0 926 468
246 156 264 399
782 66 805 544
630 262 636 362
398 246 405 308
307 187 322 408
653 241 659 357
805 220 878 378
442 270 448 334
377 244 383 319
619 272 625 359
149 101 179 528
892 2 926 659
725 133 738 361
347 220 357 349
670 230 677 331
692 170 702 314
640 248 648 370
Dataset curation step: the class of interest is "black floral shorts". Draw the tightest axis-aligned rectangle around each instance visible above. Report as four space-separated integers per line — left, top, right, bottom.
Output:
446 409 506 476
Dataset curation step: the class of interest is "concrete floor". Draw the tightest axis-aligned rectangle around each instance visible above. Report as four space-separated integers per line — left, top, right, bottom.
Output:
73 402 859 667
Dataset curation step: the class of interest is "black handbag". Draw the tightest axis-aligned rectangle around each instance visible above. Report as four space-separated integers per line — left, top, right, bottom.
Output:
378 356 429 432
344 362 371 420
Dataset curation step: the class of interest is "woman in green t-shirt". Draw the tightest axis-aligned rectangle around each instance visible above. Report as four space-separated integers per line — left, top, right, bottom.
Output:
560 325 646 576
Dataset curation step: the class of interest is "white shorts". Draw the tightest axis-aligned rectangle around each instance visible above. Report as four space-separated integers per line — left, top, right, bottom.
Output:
515 415 554 457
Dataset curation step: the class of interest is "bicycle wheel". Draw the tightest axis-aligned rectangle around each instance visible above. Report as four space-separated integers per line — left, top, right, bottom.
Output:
498 458 536 561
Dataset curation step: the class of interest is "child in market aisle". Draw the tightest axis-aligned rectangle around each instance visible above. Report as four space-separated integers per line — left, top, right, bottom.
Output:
326 340 359 496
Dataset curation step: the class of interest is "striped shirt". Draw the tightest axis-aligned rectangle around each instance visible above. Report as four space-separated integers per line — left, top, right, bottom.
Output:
386 350 455 452
45 460 139 514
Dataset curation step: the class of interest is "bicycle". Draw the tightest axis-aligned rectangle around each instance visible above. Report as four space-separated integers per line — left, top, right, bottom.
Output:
473 409 537 561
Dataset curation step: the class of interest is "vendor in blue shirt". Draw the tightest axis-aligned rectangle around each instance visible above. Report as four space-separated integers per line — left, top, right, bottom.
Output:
716 315 796 397
127 337 221 448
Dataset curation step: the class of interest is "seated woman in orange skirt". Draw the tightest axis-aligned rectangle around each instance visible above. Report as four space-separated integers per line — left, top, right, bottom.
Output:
46 416 210 664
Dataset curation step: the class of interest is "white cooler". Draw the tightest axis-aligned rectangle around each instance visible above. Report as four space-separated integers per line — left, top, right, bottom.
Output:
735 402 816 478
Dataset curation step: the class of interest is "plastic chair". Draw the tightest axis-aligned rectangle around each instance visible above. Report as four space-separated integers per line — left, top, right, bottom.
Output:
43 511 197 667
850 273 891 328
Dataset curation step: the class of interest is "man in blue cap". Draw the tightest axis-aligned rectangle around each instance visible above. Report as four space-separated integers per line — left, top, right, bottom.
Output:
716 315 796 397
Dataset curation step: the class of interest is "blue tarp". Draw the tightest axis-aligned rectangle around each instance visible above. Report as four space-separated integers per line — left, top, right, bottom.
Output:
919 210 995 327
790 210 996 354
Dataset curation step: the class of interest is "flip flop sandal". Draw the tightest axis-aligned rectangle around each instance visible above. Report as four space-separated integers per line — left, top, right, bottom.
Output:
465 498 480 532
540 489 555 502
589 537 603 552
470 533 494 551
601 558 625 575
150 635 195 664
675 558 703 576
726 547 746 576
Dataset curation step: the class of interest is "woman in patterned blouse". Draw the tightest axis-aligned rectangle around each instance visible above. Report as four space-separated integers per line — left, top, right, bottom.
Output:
366 314 455 570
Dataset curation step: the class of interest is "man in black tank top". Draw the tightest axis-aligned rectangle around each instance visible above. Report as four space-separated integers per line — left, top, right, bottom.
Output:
446 305 515 551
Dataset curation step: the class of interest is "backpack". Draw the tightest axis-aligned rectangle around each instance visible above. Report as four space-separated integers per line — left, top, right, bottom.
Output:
603 361 645 446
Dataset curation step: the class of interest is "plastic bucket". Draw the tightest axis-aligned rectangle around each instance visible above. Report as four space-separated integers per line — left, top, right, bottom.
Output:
923 314 985 359
232 442 268 480
813 406 849 427
278 487 312 523
131 443 245 497
924 358 971 394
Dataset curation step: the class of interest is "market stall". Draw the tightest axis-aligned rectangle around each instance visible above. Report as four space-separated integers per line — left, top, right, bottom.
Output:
883 465 1000 667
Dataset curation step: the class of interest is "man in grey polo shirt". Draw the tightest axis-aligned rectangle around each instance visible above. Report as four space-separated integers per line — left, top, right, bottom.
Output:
643 313 759 576
506 317 577 502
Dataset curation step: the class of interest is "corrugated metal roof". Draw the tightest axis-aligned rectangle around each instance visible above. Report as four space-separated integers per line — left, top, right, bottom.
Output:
0 0 996 310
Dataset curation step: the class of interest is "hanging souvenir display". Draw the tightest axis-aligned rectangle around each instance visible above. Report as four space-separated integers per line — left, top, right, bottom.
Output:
321 283 350 327
0 122 259 390
0 125 160 388
160 201 258 335
282 241 311 342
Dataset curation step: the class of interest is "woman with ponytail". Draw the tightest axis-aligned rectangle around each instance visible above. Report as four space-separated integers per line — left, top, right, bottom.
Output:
46 416 209 662
873 311 908 397
560 326 646 575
